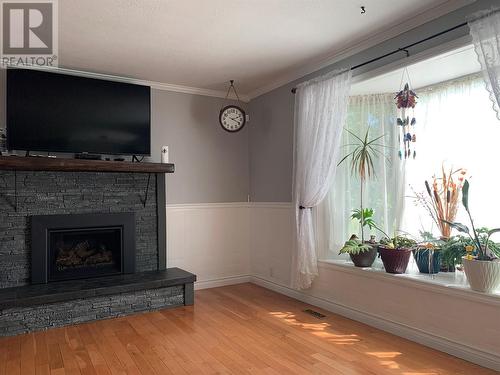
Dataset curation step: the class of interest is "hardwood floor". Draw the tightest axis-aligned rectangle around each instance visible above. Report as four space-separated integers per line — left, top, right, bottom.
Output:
0 283 495 374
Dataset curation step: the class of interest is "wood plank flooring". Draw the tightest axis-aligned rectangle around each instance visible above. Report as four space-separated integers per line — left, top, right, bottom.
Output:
0 283 495 374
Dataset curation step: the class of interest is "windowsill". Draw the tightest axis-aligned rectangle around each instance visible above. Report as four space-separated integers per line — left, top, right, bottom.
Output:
318 259 500 306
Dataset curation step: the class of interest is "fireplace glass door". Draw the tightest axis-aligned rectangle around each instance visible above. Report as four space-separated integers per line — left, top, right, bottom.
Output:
48 227 123 282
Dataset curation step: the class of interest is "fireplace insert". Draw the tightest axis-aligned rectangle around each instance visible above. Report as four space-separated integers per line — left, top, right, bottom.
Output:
31 213 135 283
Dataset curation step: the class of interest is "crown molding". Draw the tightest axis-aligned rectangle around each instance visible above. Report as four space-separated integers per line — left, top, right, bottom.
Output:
149 81 251 102
246 0 474 100
4 64 251 102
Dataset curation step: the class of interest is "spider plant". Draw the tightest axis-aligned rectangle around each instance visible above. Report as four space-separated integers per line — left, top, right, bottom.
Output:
338 128 387 243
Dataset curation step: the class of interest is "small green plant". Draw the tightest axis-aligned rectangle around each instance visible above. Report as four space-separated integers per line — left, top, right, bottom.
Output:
351 208 378 231
440 229 500 268
340 209 381 256
352 212 417 250
339 235 372 255
379 235 417 250
441 236 468 268
444 180 500 261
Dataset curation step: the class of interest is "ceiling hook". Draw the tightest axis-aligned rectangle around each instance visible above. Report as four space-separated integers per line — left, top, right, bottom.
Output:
360 6 366 14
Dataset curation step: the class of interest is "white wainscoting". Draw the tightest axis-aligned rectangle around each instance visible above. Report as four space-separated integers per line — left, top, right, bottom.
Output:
167 202 500 371
166 203 251 290
249 202 294 287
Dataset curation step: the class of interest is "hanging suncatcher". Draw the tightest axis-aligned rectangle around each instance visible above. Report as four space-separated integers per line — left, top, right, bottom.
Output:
395 68 418 160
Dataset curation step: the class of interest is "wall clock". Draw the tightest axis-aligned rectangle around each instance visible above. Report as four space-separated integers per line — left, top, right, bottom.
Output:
220 80 246 133
219 105 246 132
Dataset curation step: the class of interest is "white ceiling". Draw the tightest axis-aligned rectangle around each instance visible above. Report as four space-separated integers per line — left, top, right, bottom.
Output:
350 44 481 95
58 0 471 99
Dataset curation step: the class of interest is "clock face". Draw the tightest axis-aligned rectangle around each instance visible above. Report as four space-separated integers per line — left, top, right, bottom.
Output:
219 105 246 132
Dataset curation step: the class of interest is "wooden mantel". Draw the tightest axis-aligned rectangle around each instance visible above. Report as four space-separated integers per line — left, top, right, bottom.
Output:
0 156 174 173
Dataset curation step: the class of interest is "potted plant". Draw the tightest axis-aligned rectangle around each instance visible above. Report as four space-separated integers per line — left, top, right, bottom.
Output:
378 235 417 274
413 232 443 274
339 208 379 267
440 235 467 272
337 128 387 268
339 233 377 267
412 166 467 272
440 230 499 272
445 180 500 293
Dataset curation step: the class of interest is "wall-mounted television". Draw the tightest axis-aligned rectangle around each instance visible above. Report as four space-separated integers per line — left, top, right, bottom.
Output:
6 68 151 156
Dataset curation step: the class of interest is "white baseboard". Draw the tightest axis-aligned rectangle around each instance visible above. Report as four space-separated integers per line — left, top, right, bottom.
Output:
195 275 251 290
250 276 500 372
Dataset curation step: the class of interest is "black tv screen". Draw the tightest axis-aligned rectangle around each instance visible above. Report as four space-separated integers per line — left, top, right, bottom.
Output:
6 68 151 155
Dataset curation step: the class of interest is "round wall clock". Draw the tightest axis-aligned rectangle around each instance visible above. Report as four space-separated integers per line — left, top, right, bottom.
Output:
219 105 246 132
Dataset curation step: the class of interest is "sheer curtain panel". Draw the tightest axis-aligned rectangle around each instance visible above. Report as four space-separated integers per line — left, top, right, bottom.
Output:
292 69 352 289
403 74 500 234
469 8 500 120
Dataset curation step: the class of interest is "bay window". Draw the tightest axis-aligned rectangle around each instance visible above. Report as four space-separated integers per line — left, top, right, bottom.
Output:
320 45 500 268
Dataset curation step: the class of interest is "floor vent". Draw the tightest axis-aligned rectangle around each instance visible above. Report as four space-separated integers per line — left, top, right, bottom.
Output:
303 309 326 319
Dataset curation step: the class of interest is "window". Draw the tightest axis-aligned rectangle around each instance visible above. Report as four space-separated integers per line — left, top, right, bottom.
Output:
320 45 499 263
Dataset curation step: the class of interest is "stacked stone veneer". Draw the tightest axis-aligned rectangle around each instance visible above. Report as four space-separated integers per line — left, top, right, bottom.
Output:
0 171 159 288
0 285 184 336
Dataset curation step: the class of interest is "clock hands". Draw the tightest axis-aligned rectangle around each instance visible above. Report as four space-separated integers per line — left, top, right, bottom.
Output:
228 117 241 125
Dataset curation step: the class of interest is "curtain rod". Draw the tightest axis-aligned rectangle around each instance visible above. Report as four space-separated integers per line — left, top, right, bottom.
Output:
291 21 468 94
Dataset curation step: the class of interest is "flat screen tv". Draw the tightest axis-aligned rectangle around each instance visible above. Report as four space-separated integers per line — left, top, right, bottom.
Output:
6 68 151 155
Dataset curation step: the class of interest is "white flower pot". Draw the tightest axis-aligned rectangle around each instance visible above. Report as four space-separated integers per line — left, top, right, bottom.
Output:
462 256 500 293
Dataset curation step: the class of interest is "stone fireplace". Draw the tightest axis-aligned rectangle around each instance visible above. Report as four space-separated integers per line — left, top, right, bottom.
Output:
0 162 195 337
0 171 160 288
31 212 136 284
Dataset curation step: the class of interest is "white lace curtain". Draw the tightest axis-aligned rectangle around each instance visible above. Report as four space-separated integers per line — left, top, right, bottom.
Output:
469 8 500 120
320 93 405 257
292 69 352 289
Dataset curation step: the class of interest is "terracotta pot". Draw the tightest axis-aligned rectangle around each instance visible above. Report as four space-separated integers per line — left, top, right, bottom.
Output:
462 256 500 293
378 246 412 274
349 245 377 267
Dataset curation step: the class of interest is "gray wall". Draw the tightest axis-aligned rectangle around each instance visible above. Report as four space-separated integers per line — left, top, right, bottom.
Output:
151 90 249 204
249 87 294 202
0 73 250 205
248 0 496 203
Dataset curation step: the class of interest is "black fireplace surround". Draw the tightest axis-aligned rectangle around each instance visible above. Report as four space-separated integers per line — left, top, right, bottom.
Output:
31 213 136 284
